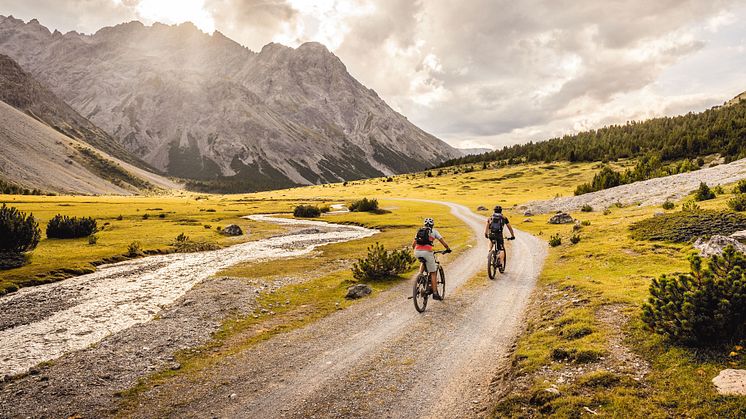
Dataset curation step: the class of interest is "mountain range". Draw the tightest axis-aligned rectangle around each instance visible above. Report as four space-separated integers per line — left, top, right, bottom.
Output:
0 15 459 192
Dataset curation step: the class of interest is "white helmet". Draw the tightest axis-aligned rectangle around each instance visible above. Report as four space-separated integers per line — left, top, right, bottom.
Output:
424 218 434 227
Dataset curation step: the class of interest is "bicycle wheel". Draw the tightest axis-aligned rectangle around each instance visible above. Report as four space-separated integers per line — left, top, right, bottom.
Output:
437 266 446 299
487 250 497 279
413 275 428 312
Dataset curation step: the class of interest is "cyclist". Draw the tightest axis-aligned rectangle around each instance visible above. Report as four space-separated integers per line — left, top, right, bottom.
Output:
484 206 515 272
412 218 451 300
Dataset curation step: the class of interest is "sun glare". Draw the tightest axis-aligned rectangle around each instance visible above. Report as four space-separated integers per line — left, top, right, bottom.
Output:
132 0 215 33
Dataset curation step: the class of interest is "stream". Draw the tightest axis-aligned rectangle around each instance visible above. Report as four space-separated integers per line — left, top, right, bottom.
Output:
0 214 377 378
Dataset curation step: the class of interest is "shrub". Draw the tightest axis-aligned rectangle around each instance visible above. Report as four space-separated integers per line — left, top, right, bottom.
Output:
426 171 433 178
629 210 746 242
580 204 593 212
0 204 41 253
580 220 591 226
693 182 715 201
348 198 379 212
175 232 189 243
142 213 150 220
642 248 746 346
734 179 746 194
351 243 416 280
713 185 725 194
681 200 700 212
293 205 321 218
127 241 143 256
570 234 581 244
158 213 166 218
662 200 675 210
46 214 97 238
549 234 562 247
116 215 123 221
88 235 98 245
602 209 612 215
728 194 746 211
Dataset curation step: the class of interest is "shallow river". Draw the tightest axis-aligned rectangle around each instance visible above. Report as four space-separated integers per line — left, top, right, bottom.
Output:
0 215 377 378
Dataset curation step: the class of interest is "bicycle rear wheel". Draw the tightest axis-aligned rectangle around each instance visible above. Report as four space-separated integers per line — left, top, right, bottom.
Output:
487 250 497 279
413 275 428 312
437 266 446 299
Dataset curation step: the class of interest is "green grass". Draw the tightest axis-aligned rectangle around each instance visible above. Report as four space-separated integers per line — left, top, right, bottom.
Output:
492 187 746 417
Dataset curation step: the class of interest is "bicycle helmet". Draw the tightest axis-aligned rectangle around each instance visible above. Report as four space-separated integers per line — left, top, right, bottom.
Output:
494 205 503 213
424 217 434 227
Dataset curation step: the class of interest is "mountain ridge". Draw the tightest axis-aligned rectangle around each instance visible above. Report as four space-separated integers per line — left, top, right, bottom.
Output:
0 15 459 191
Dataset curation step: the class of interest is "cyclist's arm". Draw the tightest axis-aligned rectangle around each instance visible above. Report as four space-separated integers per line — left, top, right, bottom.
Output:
507 224 516 238
438 238 451 251
484 219 490 237
411 239 417 249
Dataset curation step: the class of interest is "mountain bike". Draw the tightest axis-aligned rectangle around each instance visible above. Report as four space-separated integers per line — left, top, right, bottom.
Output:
487 236 514 279
412 250 447 313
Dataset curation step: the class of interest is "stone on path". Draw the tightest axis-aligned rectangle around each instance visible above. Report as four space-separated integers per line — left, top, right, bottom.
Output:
345 284 372 299
712 369 746 395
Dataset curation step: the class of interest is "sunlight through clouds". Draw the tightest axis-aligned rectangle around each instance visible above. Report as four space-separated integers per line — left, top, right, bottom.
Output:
113 0 215 32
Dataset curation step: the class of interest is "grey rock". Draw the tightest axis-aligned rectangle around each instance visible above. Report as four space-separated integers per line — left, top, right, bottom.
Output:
523 218 532 223
548 212 574 224
712 369 746 395
730 230 746 242
523 210 533 216
345 284 372 299
222 224 243 236
476 206 487 211
693 235 746 257
653 211 664 217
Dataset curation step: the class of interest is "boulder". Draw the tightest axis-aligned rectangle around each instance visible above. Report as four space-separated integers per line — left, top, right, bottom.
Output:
653 212 664 217
523 210 533 217
221 224 243 236
693 235 746 257
548 212 574 224
712 369 746 396
523 218 533 223
477 206 488 211
345 284 372 299
730 230 746 242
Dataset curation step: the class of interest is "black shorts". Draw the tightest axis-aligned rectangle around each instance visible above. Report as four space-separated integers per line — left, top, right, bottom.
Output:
490 235 505 250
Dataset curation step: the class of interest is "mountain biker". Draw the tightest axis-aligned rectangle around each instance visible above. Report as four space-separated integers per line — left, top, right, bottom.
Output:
484 206 515 272
412 218 451 300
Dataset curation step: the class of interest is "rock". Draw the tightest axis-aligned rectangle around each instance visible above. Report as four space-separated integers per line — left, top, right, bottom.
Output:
222 224 243 236
529 387 561 405
345 284 372 299
653 211 664 217
712 369 746 395
229 393 238 399
477 206 488 211
693 235 746 257
730 230 746 242
548 212 574 224
523 210 533 216
523 218 532 223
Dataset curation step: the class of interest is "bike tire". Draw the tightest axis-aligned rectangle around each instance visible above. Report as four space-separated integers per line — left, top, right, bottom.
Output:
413 275 428 312
487 250 497 279
437 266 446 299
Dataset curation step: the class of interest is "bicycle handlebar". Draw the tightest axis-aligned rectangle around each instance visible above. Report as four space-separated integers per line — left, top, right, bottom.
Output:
433 249 451 255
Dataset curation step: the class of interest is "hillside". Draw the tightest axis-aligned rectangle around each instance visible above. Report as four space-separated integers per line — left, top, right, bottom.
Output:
0 54 153 171
442 92 746 167
0 16 460 191
0 100 179 194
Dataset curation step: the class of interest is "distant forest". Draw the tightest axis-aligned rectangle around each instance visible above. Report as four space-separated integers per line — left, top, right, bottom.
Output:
441 100 746 167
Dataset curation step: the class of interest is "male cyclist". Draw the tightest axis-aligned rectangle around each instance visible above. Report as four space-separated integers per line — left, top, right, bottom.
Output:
412 218 451 300
484 206 515 273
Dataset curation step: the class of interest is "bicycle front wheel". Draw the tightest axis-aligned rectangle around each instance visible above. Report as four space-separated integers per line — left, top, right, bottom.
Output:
413 275 428 312
487 250 497 279
437 266 446 299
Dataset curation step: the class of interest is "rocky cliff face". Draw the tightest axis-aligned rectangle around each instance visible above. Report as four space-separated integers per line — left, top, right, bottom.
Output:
0 16 459 190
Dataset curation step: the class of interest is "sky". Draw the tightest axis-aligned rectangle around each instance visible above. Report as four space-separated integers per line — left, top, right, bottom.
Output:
1 0 745 150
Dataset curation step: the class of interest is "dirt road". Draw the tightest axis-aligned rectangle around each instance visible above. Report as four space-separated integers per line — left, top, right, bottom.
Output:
128 201 547 418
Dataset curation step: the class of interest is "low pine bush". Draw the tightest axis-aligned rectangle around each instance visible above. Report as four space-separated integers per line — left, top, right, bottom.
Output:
629 210 746 242
693 182 715 201
728 194 746 211
580 204 593 212
46 214 97 239
0 204 41 269
549 234 562 247
0 204 41 253
642 248 746 346
662 200 675 210
293 205 321 218
681 200 700 212
351 243 416 280
127 241 143 256
570 234 581 244
734 179 746 194
348 198 379 212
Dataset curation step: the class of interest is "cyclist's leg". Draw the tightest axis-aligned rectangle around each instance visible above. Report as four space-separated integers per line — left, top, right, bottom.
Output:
497 237 506 265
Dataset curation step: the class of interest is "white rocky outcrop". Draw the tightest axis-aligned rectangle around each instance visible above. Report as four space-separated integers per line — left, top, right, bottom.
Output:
693 235 746 257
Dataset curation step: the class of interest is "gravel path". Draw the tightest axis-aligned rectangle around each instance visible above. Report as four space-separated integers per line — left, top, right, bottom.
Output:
519 158 746 214
0 216 376 379
125 201 547 418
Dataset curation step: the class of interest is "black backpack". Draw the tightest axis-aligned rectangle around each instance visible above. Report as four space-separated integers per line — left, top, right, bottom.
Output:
415 227 433 245
489 214 504 236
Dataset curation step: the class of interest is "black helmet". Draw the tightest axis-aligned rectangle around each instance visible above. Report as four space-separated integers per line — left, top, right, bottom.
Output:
494 205 503 213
